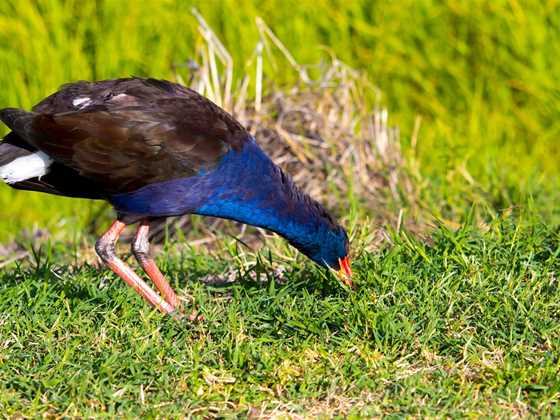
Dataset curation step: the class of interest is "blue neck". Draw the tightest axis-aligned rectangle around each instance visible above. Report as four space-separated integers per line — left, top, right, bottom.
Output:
109 138 337 261
194 140 330 252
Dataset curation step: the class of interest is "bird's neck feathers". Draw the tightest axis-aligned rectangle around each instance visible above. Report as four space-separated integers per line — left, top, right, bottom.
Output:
108 138 342 264
196 139 339 258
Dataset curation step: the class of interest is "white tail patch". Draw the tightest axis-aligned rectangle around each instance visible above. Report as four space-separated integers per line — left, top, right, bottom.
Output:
0 152 53 184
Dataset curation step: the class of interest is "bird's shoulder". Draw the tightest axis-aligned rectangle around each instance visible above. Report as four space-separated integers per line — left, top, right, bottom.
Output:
33 77 196 111
32 77 247 146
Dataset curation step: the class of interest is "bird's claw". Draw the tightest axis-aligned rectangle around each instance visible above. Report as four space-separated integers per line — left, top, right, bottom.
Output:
187 310 205 322
170 308 204 323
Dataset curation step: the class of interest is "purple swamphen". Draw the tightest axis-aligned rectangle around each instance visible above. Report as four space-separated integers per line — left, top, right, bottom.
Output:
0 78 352 316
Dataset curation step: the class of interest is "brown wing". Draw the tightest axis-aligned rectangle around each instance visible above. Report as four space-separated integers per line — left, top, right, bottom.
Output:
2 95 249 193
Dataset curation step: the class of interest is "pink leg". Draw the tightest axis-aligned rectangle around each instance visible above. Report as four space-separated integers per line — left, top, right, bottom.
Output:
132 220 203 322
95 220 175 314
132 220 179 307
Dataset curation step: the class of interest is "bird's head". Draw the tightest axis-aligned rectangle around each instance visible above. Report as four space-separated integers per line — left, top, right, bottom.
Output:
291 222 353 288
315 224 353 287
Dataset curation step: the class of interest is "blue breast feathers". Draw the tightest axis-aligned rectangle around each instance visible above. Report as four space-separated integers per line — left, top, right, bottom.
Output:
109 137 345 267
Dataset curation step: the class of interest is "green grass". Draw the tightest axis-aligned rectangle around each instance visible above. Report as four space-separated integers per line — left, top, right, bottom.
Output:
1 0 560 416
1 214 559 416
1 0 560 237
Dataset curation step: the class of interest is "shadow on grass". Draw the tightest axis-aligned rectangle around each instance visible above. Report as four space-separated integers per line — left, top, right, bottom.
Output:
0 250 351 311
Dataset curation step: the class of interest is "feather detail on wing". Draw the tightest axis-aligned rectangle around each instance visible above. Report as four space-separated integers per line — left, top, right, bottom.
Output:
0 78 250 194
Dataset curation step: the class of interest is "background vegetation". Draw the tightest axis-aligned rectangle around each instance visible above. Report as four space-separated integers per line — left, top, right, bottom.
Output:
0 0 559 416
1 0 559 236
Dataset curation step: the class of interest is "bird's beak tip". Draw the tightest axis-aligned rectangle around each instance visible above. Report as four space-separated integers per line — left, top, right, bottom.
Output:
337 256 353 288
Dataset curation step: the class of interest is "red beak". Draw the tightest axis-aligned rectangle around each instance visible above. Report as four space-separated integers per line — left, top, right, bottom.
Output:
337 256 353 288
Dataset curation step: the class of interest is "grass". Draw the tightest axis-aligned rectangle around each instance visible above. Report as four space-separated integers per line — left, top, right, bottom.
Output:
0 213 559 416
1 0 560 416
1 0 560 236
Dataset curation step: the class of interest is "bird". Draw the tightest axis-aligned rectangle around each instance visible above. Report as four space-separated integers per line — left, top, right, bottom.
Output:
0 77 352 317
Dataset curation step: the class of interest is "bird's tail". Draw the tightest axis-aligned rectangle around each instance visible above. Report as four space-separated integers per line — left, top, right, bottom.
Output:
0 107 36 135
0 105 53 185
0 121 104 198
0 130 52 185
0 132 34 163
